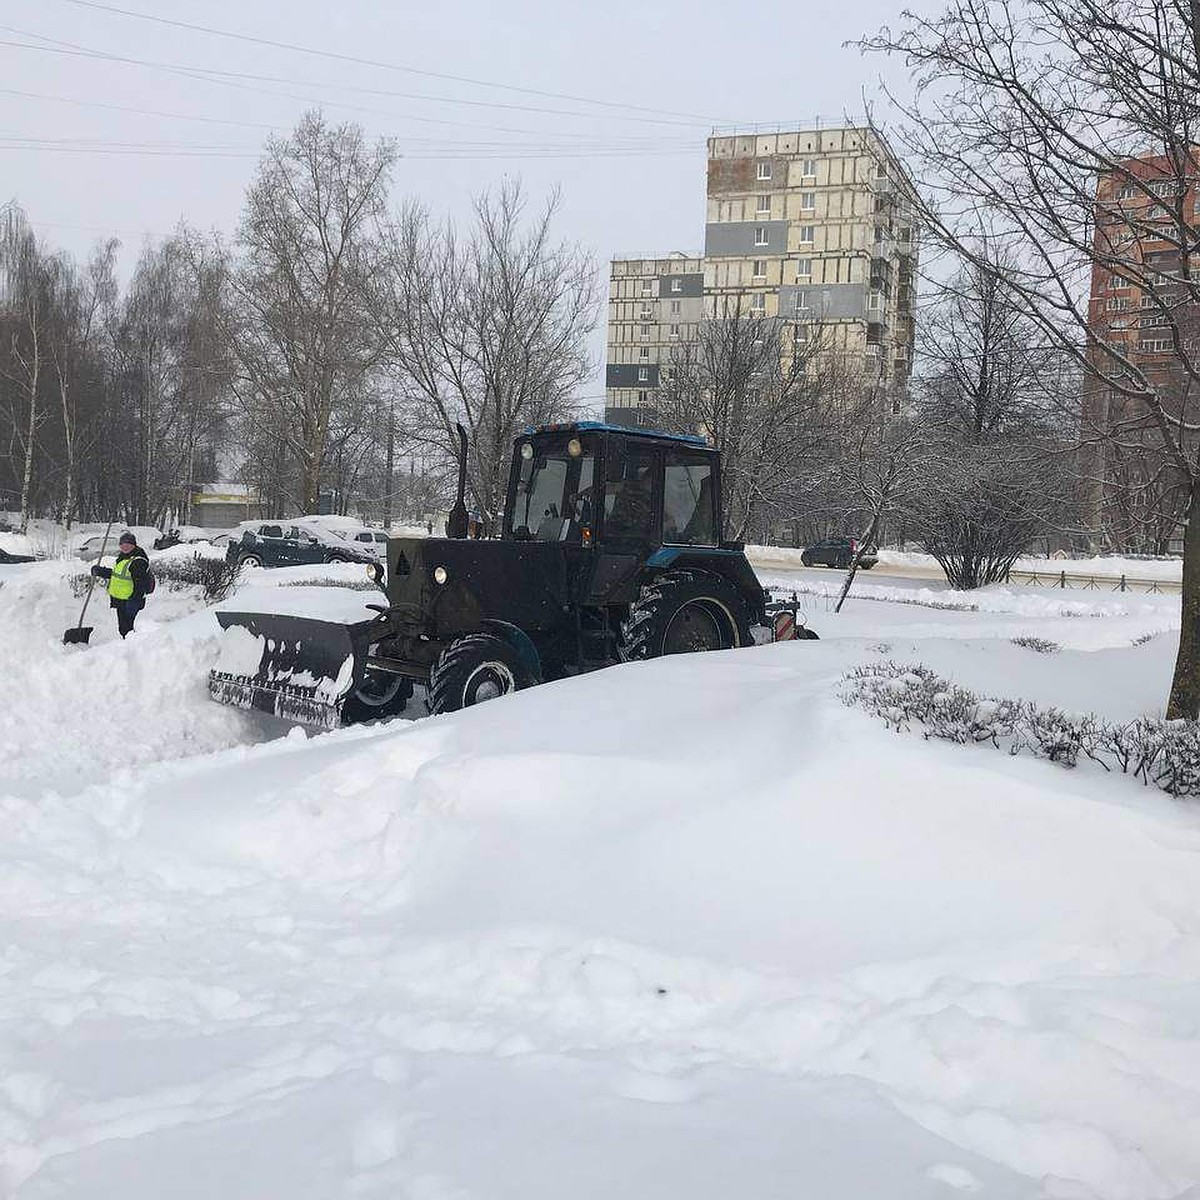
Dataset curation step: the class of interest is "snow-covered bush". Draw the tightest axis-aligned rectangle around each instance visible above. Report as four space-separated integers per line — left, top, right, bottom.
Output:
68 554 240 604
844 661 1200 797
1011 635 1059 654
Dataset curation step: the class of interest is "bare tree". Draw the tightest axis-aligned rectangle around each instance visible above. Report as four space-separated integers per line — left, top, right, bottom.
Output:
46 240 118 528
863 0 1200 715
0 206 49 533
907 254 1079 586
821 388 932 611
228 110 396 513
654 297 831 540
382 181 596 526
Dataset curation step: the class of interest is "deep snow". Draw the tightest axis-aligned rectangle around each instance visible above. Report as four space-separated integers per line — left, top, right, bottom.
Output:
2 556 1199 1198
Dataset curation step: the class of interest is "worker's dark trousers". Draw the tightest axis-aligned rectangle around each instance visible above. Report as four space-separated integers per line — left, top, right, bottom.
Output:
114 598 144 638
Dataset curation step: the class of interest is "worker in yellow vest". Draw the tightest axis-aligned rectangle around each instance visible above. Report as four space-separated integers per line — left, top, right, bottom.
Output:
90 531 152 638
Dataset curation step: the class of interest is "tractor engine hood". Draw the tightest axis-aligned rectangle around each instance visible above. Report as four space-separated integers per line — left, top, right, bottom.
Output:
387 537 571 638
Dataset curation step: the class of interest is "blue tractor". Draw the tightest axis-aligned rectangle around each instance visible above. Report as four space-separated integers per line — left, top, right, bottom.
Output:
209 422 815 726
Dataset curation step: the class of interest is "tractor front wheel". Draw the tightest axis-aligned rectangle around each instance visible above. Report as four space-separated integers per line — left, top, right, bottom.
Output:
341 668 414 724
622 573 752 661
428 633 535 715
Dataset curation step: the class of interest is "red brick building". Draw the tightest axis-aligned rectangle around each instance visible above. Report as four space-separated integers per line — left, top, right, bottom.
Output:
1082 153 1200 551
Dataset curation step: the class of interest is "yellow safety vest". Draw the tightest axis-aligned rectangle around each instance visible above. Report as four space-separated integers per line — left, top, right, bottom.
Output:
107 554 138 600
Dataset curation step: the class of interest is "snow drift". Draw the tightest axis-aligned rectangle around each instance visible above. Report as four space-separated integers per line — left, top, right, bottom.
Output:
3 557 1199 1197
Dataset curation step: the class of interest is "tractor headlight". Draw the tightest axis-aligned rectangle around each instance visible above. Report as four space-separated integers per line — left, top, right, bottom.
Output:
567 437 582 457
366 561 383 583
433 565 449 585
520 442 534 460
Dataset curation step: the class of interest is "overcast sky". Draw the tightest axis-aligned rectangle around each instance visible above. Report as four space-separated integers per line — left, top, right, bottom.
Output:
2 0 921 406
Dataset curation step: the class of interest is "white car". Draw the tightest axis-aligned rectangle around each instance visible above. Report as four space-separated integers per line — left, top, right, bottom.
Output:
333 526 390 557
75 527 163 561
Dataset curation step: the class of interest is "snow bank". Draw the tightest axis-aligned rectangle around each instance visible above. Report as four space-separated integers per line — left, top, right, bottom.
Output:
762 572 1174 620
5 554 1200 1197
4 603 1200 1194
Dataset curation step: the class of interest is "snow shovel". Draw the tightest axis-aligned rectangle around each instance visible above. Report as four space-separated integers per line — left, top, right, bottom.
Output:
63 520 114 645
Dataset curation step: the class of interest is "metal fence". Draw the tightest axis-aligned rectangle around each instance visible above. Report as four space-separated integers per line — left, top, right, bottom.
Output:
1002 569 1180 595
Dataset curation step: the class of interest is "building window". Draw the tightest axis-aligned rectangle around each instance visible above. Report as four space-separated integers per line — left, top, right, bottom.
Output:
670 324 680 338
639 346 650 359
801 158 817 178
756 194 771 214
750 293 766 313
793 324 809 343
1140 336 1173 352
637 366 650 381
640 324 651 337
754 227 769 246
794 290 810 312
640 308 653 320
798 226 815 244
801 192 816 210
641 280 653 294
670 299 681 314
898 226 912 244
752 259 767 279
1116 183 1137 200
795 258 812 280
638 390 649 403
670 278 683 293
868 292 883 311
1105 297 1130 311
756 160 772 180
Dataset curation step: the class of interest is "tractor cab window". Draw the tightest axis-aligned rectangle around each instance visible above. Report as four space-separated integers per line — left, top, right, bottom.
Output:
603 442 657 539
663 454 717 545
509 440 597 542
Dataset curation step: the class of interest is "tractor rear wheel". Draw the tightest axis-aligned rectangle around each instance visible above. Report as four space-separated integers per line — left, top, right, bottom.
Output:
428 633 535 715
622 572 752 661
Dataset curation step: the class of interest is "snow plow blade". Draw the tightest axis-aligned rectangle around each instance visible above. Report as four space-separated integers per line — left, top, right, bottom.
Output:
208 611 372 729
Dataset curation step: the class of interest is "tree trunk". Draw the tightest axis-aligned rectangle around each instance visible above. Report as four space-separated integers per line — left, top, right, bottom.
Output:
18 323 39 535
1166 483 1200 719
834 512 882 614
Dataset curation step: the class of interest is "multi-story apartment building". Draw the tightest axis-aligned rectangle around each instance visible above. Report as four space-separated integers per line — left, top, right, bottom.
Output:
604 124 918 428
605 253 704 428
1082 153 1200 550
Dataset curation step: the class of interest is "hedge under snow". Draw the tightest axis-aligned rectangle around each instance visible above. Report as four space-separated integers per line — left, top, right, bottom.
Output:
844 661 1200 798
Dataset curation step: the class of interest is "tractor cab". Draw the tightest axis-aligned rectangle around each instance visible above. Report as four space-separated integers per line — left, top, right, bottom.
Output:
503 422 722 556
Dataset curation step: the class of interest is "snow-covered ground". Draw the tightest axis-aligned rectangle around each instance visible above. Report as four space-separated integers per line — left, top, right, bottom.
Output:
3 557 1199 1199
746 542 1185 583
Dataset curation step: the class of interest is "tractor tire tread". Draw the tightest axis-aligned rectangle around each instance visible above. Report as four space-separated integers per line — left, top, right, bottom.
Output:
621 571 751 662
427 632 533 715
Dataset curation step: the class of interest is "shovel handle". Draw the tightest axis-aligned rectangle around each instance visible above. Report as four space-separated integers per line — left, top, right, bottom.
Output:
74 519 115 630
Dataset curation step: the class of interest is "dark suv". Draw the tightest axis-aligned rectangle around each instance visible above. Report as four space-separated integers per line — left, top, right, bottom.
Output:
800 536 878 570
225 522 377 569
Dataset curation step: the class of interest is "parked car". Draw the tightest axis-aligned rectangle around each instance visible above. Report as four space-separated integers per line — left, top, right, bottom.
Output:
224 521 378 569
153 525 226 550
0 547 36 565
332 525 390 557
800 537 878 570
74 527 164 561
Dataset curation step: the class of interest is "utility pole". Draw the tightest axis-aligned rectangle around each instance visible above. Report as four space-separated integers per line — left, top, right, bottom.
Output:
382 403 395 530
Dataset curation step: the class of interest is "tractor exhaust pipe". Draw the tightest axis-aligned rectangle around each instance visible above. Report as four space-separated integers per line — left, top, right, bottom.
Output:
445 422 469 539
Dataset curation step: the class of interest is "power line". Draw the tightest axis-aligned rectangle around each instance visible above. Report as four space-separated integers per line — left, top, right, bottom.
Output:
0 29 711 132
0 83 696 152
55 0 724 124
0 85 278 131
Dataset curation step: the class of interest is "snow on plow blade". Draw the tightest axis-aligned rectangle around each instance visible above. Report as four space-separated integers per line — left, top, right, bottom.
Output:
208 612 370 729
